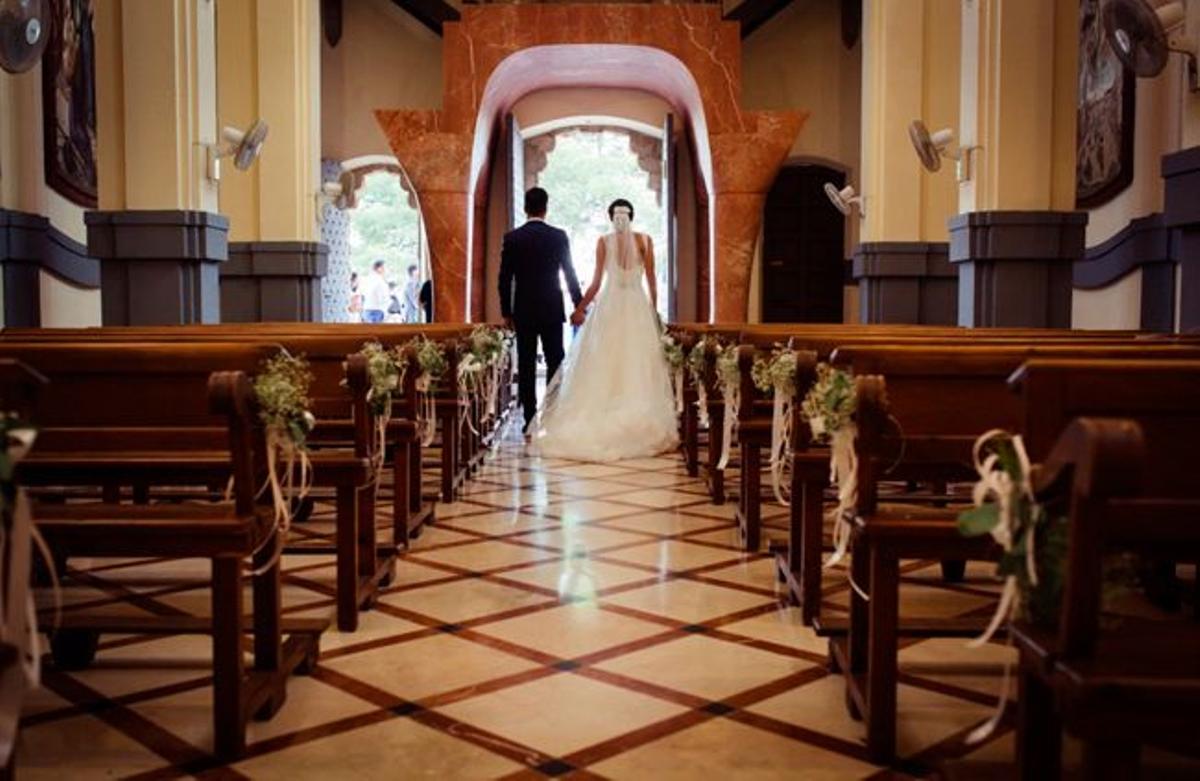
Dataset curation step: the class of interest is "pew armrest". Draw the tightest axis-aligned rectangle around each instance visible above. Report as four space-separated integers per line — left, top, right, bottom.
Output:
1030 417 1145 506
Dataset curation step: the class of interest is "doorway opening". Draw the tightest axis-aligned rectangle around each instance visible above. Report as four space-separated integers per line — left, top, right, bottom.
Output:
760 163 847 323
340 167 429 323
522 125 671 323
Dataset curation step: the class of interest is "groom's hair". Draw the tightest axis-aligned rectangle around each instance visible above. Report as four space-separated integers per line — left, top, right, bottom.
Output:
524 187 549 217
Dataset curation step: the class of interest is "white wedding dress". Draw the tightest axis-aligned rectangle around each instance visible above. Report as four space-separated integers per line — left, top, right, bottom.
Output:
531 230 679 462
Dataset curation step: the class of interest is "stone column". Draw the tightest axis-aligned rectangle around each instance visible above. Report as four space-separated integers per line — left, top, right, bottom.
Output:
855 0 960 324
91 0 225 324
952 0 1084 327
217 0 325 322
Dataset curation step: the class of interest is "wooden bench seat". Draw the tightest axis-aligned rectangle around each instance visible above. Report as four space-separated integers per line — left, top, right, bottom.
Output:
18 368 328 761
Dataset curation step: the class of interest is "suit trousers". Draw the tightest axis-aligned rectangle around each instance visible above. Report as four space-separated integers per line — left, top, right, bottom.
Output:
516 320 565 429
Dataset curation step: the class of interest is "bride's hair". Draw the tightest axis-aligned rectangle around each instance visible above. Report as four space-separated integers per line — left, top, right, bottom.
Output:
607 199 635 221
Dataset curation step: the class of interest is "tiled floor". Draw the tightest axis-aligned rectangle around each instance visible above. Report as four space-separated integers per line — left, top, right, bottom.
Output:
15 421 1198 779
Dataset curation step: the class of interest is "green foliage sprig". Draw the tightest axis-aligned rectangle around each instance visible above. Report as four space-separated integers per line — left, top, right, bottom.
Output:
715 344 740 394
661 332 685 371
798 363 855 443
468 325 508 367
752 345 798 397
359 341 405 416
254 351 316 446
411 336 448 388
686 336 710 385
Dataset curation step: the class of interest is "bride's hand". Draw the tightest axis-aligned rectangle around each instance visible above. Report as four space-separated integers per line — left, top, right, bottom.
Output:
570 308 586 327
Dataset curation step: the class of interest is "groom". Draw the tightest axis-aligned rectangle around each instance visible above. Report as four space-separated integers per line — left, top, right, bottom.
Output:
499 187 585 431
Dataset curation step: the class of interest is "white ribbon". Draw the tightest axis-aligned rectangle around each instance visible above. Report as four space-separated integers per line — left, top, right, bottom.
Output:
248 425 313 576
716 383 739 471
416 375 437 447
1 426 59 767
962 428 1035 745
696 374 710 430
673 368 684 415
768 388 794 506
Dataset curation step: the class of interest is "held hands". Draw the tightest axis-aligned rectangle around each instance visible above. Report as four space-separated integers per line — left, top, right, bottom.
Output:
569 307 586 327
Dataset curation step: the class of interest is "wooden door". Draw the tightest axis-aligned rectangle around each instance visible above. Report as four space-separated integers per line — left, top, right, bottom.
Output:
761 164 846 323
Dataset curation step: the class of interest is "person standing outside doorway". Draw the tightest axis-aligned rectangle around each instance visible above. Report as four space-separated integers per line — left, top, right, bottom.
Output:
403 264 422 323
361 259 391 324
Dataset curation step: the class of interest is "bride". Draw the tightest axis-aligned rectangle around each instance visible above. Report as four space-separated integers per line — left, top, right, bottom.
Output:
530 199 679 461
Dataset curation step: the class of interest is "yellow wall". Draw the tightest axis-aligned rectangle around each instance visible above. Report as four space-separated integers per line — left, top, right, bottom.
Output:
321 0 442 162
741 0 862 320
0 64 101 326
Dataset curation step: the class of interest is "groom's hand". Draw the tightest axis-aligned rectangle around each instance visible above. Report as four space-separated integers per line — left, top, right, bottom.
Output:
503 316 514 330
569 309 585 327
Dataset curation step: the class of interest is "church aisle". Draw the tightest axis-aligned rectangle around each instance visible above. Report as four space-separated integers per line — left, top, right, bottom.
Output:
19 421 1026 779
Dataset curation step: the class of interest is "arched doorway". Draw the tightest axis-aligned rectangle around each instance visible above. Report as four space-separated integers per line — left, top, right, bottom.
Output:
320 157 431 323
760 163 847 323
523 122 671 322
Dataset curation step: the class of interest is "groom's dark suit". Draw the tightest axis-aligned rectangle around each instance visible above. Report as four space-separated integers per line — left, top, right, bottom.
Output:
498 218 583 428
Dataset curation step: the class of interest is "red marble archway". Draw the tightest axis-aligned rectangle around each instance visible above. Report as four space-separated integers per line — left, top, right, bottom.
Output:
376 4 804 322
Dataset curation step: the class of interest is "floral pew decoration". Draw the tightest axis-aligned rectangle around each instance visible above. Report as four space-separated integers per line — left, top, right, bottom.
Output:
714 343 741 469
408 335 449 447
352 341 407 485
251 349 316 572
798 363 859 577
661 331 686 415
460 326 510 438
751 343 799 506
686 336 714 429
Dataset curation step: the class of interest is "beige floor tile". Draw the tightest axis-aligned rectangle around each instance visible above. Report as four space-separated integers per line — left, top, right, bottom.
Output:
600 579 774 625
897 637 1017 698
719 605 831 657
407 525 481 548
599 510 729 536
436 508 553 535
291 603 425 653
603 539 747 573
129 674 377 752
603 470 705 489
323 632 538 702
512 524 652 555
474 603 667 660
381 577 553 624
495 558 656 601
63 633 220 699
749 676 992 758
591 716 876 779
382 558 460 589
437 672 688 757
542 500 645 523
408 539 560 573
595 634 815 700
546 463 639 480
697 555 781 590
16 714 169 778
232 715 524 779
607 488 706 510
464 487 552 509
547 479 642 500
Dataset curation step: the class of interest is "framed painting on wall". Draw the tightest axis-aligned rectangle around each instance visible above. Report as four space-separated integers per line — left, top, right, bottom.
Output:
1076 0 1136 209
42 0 98 208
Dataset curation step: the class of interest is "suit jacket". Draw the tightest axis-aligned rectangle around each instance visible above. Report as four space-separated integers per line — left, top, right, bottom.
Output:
498 220 583 326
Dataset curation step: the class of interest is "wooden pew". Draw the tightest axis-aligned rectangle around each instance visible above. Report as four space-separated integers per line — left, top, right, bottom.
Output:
1007 359 1200 780
0 342 379 632
824 344 1200 762
28 367 327 760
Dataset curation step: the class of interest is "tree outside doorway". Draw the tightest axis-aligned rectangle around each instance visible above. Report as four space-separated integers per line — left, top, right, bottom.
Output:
535 128 668 321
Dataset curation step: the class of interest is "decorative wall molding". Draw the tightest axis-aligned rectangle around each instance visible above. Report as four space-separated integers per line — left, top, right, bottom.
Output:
1073 212 1175 332
86 210 228 325
949 210 1086 328
852 241 956 325
0 208 100 327
1163 145 1200 331
221 241 329 323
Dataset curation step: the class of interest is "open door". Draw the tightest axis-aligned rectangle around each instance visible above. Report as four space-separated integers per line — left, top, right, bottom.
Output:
662 113 676 322
507 114 525 229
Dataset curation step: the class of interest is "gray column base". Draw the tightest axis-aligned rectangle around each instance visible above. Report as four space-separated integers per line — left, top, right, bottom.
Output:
86 210 228 325
1163 146 1200 331
221 241 329 323
0 208 100 327
949 210 1087 328
852 241 956 325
